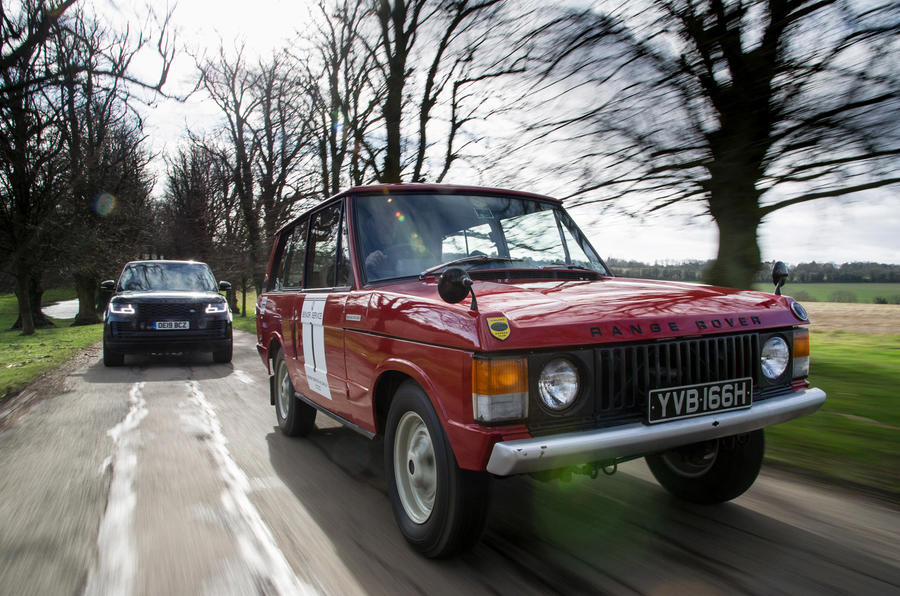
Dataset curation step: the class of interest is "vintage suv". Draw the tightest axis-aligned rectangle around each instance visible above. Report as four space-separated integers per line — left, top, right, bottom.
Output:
255 184 825 557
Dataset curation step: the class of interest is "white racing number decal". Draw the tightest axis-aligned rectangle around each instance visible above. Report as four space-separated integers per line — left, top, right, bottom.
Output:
300 295 332 400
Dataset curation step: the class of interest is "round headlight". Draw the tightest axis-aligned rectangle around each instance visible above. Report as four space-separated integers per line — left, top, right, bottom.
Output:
761 337 789 379
538 358 580 411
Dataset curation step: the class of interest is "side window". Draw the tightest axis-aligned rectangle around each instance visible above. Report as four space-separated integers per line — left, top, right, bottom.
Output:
306 204 342 289
278 219 308 289
335 206 353 287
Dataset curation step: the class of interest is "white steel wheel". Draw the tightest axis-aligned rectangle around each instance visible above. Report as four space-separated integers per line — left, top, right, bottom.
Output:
384 380 491 558
276 357 292 421
393 411 437 524
273 351 316 437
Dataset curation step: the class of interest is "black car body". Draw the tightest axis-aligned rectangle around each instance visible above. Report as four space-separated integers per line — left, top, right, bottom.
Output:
102 260 233 366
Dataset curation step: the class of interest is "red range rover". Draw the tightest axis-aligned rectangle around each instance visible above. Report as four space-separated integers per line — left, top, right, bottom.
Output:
255 184 825 557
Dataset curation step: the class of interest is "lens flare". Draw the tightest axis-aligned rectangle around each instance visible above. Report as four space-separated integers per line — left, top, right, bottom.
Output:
93 192 117 216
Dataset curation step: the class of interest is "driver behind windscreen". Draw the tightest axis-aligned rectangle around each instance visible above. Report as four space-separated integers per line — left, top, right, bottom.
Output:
360 200 400 279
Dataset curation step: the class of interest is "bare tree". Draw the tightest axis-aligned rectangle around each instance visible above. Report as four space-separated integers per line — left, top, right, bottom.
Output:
199 46 319 291
52 7 169 325
307 0 382 196
0 0 174 334
530 0 900 289
369 0 524 183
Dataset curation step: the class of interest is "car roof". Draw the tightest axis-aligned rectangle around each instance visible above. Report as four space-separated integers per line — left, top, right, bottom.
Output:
123 260 210 267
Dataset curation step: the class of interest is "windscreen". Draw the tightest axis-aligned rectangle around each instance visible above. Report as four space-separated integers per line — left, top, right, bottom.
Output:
118 262 217 292
354 193 607 282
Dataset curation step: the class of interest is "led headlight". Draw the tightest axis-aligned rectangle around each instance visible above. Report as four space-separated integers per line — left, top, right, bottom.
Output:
538 358 580 411
205 302 228 314
109 302 135 315
761 336 790 379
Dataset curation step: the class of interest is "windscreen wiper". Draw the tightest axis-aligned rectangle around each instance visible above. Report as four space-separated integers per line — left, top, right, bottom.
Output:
542 263 598 272
419 255 522 279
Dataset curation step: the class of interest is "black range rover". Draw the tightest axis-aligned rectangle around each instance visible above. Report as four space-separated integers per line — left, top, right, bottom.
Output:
102 260 233 366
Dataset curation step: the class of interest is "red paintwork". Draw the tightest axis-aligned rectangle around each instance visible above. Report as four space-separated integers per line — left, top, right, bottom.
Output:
256 184 807 471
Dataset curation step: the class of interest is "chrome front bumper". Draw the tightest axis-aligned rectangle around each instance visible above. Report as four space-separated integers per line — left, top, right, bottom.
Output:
486 387 826 476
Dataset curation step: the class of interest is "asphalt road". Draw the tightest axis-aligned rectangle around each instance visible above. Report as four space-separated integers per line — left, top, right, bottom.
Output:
1 330 897 596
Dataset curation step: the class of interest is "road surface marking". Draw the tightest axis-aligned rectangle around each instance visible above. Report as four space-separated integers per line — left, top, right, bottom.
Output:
85 382 147 596
186 381 316 595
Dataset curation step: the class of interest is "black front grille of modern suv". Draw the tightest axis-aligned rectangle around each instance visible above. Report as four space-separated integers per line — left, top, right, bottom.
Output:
110 320 228 339
136 302 201 318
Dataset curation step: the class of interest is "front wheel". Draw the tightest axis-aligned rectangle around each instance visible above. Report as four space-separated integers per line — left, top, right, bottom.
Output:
103 339 124 367
385 380 489 558
273 351 316 437
645 430 765 504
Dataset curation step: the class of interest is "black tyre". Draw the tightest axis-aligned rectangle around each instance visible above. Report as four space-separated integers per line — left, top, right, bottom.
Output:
385 380 490 558
103 339 124 367
213 328 233 363
274 351 316 437
213 345 232 363
645 430 765 504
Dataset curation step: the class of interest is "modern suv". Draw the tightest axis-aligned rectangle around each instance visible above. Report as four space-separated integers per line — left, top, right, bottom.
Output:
102 260 233 366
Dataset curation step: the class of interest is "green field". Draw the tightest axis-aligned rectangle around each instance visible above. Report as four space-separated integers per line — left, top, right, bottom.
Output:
753 282 900 304
765 330 899 496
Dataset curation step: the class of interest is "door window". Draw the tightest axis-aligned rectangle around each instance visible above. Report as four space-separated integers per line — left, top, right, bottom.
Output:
307 204 342 289
278 219 308 289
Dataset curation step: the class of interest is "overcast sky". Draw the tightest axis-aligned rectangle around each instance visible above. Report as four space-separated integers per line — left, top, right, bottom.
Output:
116 0 899 266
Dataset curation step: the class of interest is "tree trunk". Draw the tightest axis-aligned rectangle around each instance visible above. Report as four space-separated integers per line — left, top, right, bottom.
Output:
241 278 248 318
11 273 53 332
13 273 35 336
72 270 101 326
704 185 763 290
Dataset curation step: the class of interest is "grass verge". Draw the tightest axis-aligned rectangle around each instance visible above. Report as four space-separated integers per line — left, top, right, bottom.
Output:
765 330 899 496
231 289 258 335
0 291 102 401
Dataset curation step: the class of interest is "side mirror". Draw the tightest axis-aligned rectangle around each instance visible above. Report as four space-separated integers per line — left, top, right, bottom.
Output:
100 280 115 291
219 281 232 291
772 261 788 296
438 267 477 310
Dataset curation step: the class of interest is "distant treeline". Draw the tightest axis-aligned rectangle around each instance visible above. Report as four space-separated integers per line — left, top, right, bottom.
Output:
606 259 900 284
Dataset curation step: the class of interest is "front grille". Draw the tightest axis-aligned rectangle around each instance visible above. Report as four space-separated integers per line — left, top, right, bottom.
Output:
595 333 760 415
526 332 794 435
136 302 201 318
111 319 227 340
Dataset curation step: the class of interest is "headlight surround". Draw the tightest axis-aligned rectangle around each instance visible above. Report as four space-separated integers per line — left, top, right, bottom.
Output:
109 302 135 315
760 336 790 379
538 358 580 411
205 302 228 314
